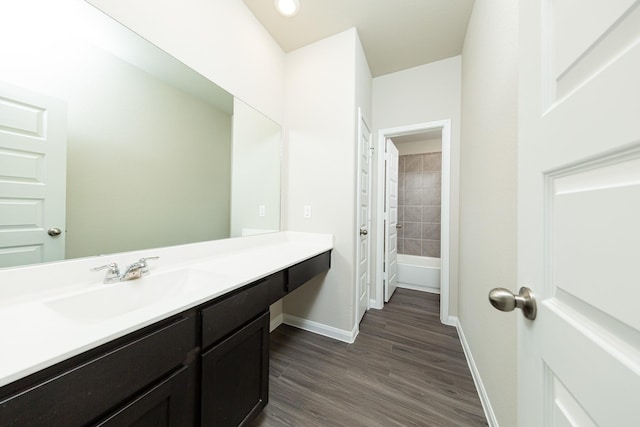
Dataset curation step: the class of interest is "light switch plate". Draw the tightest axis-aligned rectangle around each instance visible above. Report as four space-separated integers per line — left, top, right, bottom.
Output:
259 205 266 217
303 205 312 219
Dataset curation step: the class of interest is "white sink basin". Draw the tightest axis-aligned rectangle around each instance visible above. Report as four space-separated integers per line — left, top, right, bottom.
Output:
44 269 227 323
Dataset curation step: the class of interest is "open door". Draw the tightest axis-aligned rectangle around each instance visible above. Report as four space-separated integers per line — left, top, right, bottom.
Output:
513 1 640 425
384 138 399 302
0 82 67 268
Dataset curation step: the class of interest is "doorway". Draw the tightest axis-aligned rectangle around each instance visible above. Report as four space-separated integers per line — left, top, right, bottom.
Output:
372 120 452 325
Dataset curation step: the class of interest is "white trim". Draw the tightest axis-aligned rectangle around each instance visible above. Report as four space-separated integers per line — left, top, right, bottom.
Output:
374 120 452 325
283 314 359 344
269 312 283 332
397 283 440 294
453 316 498 427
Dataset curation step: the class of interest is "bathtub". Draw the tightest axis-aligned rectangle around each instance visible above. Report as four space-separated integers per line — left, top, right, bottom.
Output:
396 254 441 294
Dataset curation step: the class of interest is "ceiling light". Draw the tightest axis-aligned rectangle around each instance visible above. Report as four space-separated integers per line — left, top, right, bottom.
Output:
275 0 299 17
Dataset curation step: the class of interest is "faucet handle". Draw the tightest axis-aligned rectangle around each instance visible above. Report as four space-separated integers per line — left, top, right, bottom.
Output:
138 256 159 275
90 263 120 283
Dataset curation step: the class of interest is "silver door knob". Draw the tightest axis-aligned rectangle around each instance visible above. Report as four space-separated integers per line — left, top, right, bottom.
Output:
488 287 537 320
360 228 368 236
48 228 62 237
396 224 403 229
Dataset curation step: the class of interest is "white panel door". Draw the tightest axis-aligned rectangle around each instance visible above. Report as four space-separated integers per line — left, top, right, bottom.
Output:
356 112 371 324
384 139 399 303
518 0 640 425
0 82 67 268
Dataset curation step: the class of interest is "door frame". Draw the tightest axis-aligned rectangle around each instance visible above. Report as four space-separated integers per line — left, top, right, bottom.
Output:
372 120 452 325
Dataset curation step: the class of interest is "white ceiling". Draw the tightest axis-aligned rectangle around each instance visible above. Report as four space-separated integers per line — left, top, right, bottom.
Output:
242 0 475 77
392 129 442 145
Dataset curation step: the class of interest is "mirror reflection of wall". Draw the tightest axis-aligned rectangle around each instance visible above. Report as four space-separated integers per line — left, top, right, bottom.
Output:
0 0 281 269
231 99 281 237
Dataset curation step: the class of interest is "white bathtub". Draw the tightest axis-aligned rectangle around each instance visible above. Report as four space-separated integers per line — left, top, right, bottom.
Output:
396 254 441 294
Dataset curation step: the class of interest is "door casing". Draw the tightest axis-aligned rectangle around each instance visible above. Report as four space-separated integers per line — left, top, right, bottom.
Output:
373 120 453 325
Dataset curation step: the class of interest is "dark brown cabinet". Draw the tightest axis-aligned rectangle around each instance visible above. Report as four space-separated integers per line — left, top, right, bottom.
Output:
0 314 196 427
96 366 190 427
201 312 270 427
0 250 331 427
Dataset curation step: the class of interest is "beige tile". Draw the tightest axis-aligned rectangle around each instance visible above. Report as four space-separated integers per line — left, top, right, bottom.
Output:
405 155 422 172
398 173 405 191
422 240 441 258
406 172 423 189
423 206 441 223
422 172 441 188
403 222 421 239
405 189 423 205
404 239 421 256
398 206 404 222
397 238 404 254
422 223 441 240
398 189 405 205
405 206 422 222
423 153 442 172
398 156 405 173
423 188 441 206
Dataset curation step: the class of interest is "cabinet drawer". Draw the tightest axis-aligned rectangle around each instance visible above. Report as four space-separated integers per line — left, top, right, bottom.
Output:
0 315 194 427
201 274 280 348
287 251 331 293
266 270 286 305
96 366 189 427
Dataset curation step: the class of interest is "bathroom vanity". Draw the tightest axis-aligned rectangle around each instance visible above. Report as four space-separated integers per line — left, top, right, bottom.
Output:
0 232 332 426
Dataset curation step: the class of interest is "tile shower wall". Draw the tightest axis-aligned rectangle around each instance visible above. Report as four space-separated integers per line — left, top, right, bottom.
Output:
398 152 442 257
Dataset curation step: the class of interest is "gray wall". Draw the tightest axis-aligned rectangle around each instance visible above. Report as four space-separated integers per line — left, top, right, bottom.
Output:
459 0 519 424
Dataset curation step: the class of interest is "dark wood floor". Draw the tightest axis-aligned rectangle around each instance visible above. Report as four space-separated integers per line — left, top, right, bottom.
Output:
251 289 488 427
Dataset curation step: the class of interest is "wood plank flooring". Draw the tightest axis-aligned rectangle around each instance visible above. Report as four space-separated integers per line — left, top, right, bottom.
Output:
250 289 488 427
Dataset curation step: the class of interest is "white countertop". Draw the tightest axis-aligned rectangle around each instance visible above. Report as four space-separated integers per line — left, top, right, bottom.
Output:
0 231 332 388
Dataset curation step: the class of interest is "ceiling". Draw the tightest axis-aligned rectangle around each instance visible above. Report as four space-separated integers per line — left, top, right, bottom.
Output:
392 129 442 145
242 0 475 77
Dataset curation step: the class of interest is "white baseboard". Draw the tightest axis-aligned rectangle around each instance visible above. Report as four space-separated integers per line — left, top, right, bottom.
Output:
397 283 440 294
452 316 498 427
441 314 457 327
283 314 358 343
269 312 283 332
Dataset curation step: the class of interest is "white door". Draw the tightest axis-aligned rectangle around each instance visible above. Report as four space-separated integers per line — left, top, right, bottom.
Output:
0 82 67 268
356 112 371 324
384 139 399 303
517 0 640 425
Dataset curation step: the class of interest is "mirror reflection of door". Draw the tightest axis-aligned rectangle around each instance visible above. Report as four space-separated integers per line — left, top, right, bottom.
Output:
0 82 66 268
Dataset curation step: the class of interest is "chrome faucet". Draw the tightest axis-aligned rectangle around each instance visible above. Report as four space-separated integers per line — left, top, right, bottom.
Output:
91 257 159 284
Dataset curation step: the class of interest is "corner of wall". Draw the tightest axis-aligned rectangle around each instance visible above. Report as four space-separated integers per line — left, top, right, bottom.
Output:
453 317 499 426
282 30 362 334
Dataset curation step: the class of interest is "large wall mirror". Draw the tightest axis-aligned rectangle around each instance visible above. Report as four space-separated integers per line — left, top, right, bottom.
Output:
0 0 281 269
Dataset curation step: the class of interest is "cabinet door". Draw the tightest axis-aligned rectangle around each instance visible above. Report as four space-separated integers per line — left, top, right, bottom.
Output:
201 312 269 427
96 366 189 427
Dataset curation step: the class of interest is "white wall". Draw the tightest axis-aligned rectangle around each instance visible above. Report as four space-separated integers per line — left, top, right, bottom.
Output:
88 0 285 123
282 28 371 339
458 0 518 425
372 56 461 315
